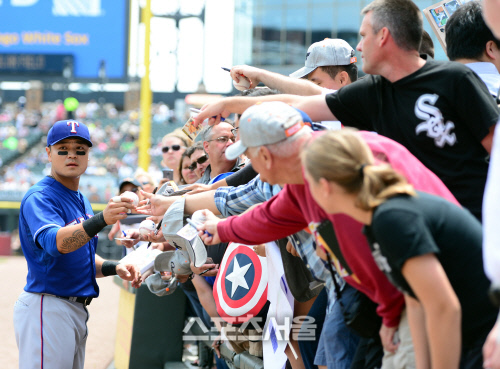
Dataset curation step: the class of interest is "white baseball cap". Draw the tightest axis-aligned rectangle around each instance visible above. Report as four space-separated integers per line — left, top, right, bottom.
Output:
290 38 357 79
225 102 312 160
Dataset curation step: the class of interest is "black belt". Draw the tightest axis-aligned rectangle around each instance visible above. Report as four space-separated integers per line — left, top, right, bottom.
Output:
41 294 93 306
64 296 93 306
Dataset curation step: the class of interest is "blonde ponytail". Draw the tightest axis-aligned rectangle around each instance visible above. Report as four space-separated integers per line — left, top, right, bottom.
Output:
302 129 415 210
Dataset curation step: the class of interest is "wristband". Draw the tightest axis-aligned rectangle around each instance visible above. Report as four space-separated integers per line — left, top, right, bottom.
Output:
102 261 119 276
82 212 107 238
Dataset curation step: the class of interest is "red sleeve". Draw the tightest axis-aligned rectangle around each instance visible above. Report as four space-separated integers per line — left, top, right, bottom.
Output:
218 185 309 244
333 214 404 328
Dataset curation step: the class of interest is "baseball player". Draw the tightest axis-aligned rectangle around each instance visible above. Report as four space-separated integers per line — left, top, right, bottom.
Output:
14 120 142 369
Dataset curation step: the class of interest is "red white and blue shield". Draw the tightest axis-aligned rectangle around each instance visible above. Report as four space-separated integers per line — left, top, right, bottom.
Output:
214 242 268 324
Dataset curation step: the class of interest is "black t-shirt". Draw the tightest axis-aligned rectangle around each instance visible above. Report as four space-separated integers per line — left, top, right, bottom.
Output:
326 59 500 220
363 192 496 347
225 163 258 187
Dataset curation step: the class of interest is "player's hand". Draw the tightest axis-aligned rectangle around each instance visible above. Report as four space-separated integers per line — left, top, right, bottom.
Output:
286 240 300 257
117 263 142 288
192 100 231 127
484 320 500 369
197 209 223 245
230 65 261 89
103 197 135 224
379 323 399 354
137 190 178 217
184 183 213 195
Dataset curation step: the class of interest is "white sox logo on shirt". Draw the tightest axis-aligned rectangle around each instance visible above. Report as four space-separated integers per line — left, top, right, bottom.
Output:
67 120 80 133
414 94 457 148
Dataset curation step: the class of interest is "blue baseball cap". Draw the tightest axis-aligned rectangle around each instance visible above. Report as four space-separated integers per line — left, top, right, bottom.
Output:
46 120 93 147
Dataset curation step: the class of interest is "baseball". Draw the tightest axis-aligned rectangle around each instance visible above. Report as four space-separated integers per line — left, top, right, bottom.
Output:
120 191 139 206
192 210 207 224
139 219 156 236
233 76 250 91
112 191 139 214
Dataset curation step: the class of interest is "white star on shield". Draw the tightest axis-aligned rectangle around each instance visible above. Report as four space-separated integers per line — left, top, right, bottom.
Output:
225 257 252 298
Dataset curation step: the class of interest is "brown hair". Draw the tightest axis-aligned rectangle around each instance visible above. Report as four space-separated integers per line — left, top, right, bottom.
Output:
302 129 415 210
362 0 423 52
318 64 358 83
420 30 434 58
177 150 191 185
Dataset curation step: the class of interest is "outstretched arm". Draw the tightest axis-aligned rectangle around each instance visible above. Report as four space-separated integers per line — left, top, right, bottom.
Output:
230 65 325 96
56 197 135 254
192 94 336 127
95 254 142 288
137 189 220 218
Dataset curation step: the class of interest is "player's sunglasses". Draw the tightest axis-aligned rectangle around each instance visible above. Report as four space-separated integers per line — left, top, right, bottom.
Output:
188 155 208 171
162 144 184 153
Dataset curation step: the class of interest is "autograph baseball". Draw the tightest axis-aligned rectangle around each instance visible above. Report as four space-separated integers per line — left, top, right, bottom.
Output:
139 219 156 236
112 191 139 213
233 76 250 91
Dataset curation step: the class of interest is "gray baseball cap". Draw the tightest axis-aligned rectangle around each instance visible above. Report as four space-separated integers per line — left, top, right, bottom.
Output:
289 38 357 79
154 250 192 275
225 102 312 160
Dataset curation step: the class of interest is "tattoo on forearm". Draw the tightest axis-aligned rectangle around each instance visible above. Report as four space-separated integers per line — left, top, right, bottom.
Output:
61 229 91 252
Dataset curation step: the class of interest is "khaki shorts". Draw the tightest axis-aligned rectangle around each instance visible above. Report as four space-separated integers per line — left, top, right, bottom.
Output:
382 309 416 369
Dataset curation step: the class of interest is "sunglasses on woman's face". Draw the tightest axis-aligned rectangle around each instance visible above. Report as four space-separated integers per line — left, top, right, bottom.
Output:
162 144 183 153
188 155 208 171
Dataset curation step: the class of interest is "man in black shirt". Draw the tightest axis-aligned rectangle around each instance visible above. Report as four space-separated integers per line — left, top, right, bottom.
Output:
193 0 499 221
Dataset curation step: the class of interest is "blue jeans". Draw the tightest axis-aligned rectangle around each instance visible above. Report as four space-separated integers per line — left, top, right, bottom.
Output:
299 288 328 369
181 284 212 329
315 284 361 369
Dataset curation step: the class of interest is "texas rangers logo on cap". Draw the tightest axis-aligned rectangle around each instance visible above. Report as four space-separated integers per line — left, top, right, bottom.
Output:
214 243 268 324
46 119 93 147
67 120 80 133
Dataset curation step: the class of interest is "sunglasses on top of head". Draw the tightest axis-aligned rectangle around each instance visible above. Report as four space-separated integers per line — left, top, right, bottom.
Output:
162 144 184 153
188 155 208 171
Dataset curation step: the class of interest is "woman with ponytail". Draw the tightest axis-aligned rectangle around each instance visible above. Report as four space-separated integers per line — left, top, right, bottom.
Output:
303 129 497 369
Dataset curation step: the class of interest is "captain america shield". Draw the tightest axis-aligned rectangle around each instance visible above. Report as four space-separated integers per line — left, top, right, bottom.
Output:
214 242 268 324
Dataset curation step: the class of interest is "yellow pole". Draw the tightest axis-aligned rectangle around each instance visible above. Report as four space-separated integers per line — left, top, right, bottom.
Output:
138 0 152 171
